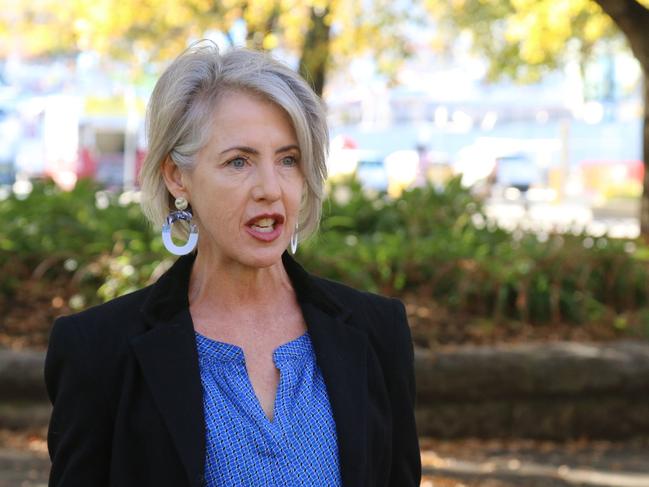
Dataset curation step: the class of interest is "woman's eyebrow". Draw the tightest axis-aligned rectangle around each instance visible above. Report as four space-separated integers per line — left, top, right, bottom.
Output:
219 144 300 155
220 145 258 155
276 144 300 154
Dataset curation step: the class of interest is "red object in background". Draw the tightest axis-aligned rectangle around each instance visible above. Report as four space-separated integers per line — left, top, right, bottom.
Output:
628 160 644 182
77 147 97 179
340 135 357 150
580 159 644 182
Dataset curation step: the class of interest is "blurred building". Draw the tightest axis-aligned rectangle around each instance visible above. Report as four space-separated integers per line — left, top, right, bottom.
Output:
325 27 643 202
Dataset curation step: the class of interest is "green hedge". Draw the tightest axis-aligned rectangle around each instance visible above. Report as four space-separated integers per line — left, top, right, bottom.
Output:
3 177 649 328
299 177 649 325
0 179 163 307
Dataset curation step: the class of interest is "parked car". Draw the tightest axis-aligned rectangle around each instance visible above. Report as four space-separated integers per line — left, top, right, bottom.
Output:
492 153 542 195
356 151 389 191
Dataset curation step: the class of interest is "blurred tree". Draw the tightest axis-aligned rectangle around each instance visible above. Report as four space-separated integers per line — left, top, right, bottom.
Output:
0 0 412 95
425 0 649 236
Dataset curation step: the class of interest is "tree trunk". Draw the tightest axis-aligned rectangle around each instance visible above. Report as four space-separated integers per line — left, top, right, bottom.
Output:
298 6 331 97
593 0 649 236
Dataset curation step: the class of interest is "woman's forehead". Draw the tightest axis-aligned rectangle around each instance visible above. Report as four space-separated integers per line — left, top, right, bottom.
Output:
204 91 298 149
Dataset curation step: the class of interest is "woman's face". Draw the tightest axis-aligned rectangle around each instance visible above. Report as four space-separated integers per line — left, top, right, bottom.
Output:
166 90 304 268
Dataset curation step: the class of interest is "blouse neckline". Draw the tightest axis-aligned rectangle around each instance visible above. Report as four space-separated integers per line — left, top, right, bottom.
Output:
194 331 311 366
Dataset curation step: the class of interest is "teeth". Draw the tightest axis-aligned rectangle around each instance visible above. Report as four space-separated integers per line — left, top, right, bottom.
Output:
254 218 275 227
251 217 276 233
254 225 274 233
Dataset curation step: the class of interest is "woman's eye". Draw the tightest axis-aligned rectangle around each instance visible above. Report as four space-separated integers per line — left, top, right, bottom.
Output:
228 157 246 168
281 155 298 166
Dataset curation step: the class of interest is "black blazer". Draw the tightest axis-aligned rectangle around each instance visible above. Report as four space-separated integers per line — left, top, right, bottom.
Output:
45 252 421 486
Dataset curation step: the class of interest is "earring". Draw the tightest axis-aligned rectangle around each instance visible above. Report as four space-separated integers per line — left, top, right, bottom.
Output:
174 196 188 210
161 197 198 256
290 222 299 254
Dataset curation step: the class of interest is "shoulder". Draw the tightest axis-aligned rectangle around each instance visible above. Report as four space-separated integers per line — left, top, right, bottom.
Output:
309 275 409 346
46 286 155 406
308 274 415 398
49 285 153 357
54 285 152 330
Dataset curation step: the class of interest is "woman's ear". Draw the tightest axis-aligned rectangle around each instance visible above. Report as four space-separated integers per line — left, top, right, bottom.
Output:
162 156 188 199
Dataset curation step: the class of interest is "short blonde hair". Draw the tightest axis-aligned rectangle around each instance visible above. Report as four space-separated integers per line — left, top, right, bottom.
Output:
139 41 329 241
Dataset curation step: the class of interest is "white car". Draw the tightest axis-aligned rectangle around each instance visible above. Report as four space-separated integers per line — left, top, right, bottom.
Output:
493 153 542 194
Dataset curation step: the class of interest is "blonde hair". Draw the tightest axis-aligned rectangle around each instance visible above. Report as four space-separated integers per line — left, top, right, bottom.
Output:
139 41 328 241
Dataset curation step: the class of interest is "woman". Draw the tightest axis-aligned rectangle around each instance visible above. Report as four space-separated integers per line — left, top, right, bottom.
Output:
45 43 420 487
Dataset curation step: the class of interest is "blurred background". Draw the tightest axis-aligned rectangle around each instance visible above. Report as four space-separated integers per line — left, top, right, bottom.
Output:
1 1 649 486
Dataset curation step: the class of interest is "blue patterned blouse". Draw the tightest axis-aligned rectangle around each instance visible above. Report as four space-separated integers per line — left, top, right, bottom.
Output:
195 331 342 486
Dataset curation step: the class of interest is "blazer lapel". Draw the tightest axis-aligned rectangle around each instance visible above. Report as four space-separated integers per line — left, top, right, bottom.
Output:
284 253 369 487
301 302 369 487
130 308 205 486
132 255 206 486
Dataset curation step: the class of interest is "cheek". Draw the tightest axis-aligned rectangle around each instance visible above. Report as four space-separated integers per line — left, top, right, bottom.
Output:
192 190 244 230
287 173 305 204
190 173 238 210
287 188 304 215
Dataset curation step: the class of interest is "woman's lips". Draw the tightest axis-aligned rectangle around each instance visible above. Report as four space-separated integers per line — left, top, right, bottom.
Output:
245 214 284 242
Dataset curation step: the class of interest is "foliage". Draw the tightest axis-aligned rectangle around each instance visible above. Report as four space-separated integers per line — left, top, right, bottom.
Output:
300 176 649 326
0 0 413 94
424 0 630 83
0 178 166 306
3 177 649 330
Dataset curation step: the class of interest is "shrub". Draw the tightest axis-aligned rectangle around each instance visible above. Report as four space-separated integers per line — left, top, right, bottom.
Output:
300 176 649 325
3 176 649 329
0 179 167 306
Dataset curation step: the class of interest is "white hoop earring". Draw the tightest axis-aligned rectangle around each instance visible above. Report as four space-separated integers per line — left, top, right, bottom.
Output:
290 222 299 254
162 200 198 255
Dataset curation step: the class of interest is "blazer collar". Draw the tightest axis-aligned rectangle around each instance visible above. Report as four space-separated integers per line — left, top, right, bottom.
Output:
139 253 195 327
135 252 368 487
140 252 350 326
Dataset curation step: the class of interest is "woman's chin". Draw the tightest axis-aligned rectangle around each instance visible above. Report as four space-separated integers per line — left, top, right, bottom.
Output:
247 254 284 269
231 243 287 269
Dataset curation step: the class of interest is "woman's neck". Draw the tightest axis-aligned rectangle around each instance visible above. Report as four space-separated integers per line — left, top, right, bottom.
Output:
187 249 293 315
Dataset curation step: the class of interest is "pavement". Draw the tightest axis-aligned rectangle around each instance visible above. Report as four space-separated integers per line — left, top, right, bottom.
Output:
2 430 648 487
0 449 49 487
421 438 649 487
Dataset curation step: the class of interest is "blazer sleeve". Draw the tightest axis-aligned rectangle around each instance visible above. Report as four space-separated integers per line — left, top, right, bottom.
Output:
44 316 112 486
387 299 421 486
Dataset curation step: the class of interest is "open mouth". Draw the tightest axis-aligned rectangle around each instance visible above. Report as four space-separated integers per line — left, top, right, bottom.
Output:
245 213 285 241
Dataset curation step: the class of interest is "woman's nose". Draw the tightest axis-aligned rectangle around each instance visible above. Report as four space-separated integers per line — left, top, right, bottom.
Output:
252 163 281 201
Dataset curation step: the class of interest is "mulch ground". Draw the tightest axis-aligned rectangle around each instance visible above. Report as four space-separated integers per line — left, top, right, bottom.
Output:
403 292 645 348
0 277 76 350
